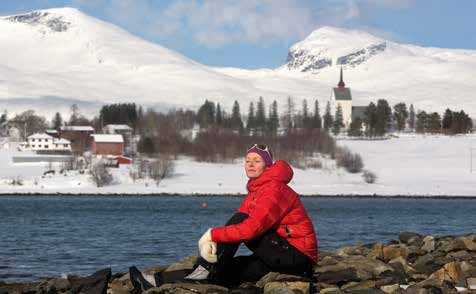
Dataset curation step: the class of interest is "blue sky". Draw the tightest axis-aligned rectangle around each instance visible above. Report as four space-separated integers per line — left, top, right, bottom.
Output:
1 0 475 69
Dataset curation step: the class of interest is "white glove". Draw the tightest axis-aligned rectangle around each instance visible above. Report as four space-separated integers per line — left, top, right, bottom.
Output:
198 228 218 263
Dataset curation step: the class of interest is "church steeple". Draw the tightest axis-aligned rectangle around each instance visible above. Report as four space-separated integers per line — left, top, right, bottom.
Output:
338 67 345 91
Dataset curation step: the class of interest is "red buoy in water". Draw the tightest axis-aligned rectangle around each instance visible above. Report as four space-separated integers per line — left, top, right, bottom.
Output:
202 202 207 208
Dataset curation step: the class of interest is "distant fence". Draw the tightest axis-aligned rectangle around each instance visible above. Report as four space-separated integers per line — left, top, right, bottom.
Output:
12 156 73 163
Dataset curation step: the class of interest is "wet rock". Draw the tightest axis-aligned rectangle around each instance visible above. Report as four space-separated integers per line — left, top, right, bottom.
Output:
380 284 402 293
165 256 198 272
263 281 310 294
399 232 423 245
421 237 436 253
316 267 362 285
145 283 228 294
466 277 476 290
430 261 472 283
256 272 308 288
383 245 410 261
341 280 376 291
413 254 446 275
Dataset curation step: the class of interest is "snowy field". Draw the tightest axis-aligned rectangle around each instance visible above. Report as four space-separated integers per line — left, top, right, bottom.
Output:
1 134 476 196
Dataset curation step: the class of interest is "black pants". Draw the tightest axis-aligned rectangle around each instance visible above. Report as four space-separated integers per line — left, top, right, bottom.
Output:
198 213 314 287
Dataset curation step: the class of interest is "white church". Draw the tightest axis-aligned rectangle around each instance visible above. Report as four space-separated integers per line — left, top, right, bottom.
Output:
332 68 366 129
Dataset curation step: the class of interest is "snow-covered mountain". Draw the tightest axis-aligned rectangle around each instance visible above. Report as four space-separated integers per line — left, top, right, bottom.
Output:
1 8 476 118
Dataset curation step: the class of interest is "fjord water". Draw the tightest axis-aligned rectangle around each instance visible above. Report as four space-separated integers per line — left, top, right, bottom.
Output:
1 196 475 282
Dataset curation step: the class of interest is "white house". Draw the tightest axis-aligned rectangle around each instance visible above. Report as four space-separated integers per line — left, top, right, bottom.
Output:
19 133 71 151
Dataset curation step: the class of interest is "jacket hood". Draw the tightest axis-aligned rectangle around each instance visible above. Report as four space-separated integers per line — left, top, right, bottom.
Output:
247 160 294 192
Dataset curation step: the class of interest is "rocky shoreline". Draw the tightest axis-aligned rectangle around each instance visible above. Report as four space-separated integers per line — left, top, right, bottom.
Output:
1 232 475 294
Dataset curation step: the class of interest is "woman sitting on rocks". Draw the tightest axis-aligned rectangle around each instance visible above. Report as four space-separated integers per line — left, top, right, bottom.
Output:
130 144 318 290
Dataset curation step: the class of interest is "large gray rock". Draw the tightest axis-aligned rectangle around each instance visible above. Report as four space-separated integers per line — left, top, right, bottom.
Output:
399 232 423 246
145 283 228 294
263 281 310 294
165 256 198 272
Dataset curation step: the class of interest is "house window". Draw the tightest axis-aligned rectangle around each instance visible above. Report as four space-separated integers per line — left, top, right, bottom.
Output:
55 144 58 148
45 145 49 149
32 139 35 142
64 144 68 147
39 145 42 148
32 145 35 148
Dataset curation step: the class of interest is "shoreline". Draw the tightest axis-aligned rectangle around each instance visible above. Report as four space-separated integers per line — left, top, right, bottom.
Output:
1 192 476 199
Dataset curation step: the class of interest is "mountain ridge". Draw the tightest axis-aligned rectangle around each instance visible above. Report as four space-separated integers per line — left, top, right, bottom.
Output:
1 7 475 119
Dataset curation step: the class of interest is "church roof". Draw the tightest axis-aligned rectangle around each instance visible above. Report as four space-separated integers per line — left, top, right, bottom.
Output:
333 88 352 101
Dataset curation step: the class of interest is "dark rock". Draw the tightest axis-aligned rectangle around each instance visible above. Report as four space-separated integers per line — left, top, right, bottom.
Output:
399 232 423 245
145 283 228 294
413 254 446 275
316 268 361 285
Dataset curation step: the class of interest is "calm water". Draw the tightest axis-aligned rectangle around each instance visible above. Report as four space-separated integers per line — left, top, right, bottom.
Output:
1 196 475 282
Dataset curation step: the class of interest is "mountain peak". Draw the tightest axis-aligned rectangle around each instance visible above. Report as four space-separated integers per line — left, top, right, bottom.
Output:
3 7 85 32
286 26 387 73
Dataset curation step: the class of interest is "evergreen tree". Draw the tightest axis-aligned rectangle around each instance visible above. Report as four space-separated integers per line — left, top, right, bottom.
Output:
283 96 295 133
348 117 363 137
364 102 378 137
197 100 215 129
376 99 392 136
427 112 441 133
332 104 344 135
246 102 256 133
267 100 279 136
408 104 416 131
52 112 63 130
216 103 223 127
442 108 453 131
230 100 244 133
69 104 80 125
255 97 266 133
323 101 333 132
0 111 7 125
393 103 408 131
302 99 311 129
416 111 428 133
312 99 322 129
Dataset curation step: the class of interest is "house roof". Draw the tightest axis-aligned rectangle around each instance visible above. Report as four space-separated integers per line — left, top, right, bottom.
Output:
28 133 53 139
61 126 94 132
91 134 124 143
333 87 352 101
104 124 132 131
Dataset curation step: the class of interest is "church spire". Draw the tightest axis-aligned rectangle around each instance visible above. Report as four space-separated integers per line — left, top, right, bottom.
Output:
338 67 345 90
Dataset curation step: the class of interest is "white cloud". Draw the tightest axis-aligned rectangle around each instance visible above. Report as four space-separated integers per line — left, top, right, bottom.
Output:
152 0 319 48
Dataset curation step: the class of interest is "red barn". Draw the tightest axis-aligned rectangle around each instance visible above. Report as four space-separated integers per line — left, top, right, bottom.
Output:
91 134 124 156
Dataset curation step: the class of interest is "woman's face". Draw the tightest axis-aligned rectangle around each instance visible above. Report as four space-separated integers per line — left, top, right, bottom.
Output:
245 152 266 179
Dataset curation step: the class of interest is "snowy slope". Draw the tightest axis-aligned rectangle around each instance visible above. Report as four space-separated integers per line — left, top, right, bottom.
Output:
0 8 476 118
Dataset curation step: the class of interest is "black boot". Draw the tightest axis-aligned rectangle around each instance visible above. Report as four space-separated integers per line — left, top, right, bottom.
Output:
129 266 154 293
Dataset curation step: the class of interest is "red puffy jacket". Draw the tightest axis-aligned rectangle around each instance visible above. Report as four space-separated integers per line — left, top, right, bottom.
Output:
211 160 318 263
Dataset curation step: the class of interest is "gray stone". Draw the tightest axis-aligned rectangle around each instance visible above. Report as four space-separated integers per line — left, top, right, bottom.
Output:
263 281 310 294
165 256 198 272
146 283 228 294
399 232 423 245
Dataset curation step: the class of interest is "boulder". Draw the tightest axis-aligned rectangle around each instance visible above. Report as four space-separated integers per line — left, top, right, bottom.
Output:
369 243 385 260
263 281 310 294
165 256 198 272
430 261 473 283
421 237 436 253
399 232 423 245
145 283 228 294
341 280 376 291
383 245 409 261
380 284 402 294
466 277 476 290
256 272 309 288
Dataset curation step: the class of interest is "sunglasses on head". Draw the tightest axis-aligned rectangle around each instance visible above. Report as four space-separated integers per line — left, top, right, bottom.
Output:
247 144 271 157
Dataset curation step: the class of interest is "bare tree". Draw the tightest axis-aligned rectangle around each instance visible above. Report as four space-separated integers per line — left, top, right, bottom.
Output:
90 160 113 187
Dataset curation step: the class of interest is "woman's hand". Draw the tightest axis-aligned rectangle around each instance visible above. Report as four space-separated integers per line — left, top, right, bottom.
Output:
198 228 218 263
